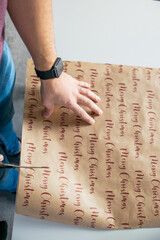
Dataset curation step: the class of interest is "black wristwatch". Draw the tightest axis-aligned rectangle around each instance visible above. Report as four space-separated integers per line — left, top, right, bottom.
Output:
34 57 64 80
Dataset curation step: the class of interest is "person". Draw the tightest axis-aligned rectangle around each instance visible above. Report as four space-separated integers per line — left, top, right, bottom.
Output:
0 1 103 238
0 0 103 191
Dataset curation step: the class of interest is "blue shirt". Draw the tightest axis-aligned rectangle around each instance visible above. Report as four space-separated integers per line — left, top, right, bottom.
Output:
0 40 15 126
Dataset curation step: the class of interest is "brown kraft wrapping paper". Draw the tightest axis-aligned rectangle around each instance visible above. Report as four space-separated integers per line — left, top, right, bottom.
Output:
15 59 160 229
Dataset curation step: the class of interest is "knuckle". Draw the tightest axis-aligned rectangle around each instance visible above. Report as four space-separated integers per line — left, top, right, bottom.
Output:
41 98 47 107
41 99 52 109
92 91 96 97
91 91 96 98
80 111 86 119
86 89 90 95
87 99 94 108
77 81 81 86
75 106 85 118
78 86 83 93
74 88 79 97
93 93 98 99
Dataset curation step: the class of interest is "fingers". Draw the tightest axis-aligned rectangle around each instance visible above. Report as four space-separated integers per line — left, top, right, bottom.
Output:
70 103 95 125
78 87 100 103
77 95 103 116
77 81 91 88
43 105 55 118
0 154 4 162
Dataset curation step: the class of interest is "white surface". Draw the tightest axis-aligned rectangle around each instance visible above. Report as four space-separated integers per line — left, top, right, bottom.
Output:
54 0 160 68
12 214 160 240
12 0 160 239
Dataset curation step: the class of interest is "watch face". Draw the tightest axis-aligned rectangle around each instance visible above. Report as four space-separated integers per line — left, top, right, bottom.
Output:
54 58 64 78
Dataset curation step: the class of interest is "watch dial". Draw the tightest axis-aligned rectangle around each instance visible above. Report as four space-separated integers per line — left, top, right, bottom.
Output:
55 58 64 77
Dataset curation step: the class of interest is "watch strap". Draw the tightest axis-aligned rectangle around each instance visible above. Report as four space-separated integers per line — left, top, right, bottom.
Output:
34 57 63 80
35 66 57 80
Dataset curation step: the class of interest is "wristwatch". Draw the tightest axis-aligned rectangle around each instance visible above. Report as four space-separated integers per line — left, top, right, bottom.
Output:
34 57 64 80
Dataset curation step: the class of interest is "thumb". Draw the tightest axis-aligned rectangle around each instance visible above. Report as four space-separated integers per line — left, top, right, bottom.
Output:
43 105 55 118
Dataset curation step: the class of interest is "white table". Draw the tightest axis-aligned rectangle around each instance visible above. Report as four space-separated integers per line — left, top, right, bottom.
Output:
12 0 160 239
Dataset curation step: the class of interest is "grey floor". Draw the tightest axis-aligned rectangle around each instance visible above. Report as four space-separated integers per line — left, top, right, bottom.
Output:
0 13 30 240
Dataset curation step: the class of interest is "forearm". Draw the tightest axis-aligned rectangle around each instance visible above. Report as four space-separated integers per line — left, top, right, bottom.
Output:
7 0 57 70
7 0 103 125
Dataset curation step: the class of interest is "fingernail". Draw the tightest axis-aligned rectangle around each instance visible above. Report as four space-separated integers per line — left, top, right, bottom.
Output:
0 155 4 161
99 110 103 115
96 96 100 101
90 119 95 124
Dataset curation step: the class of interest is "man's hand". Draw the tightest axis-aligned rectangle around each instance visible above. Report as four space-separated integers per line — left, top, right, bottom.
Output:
40 72 103 125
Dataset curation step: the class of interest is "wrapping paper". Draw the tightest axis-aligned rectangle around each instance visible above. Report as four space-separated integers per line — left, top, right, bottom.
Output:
15 59 160 229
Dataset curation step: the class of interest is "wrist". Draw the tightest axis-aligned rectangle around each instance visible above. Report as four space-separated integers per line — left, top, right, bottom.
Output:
35 57 64 80
34 54 57 71
40 71 64 84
